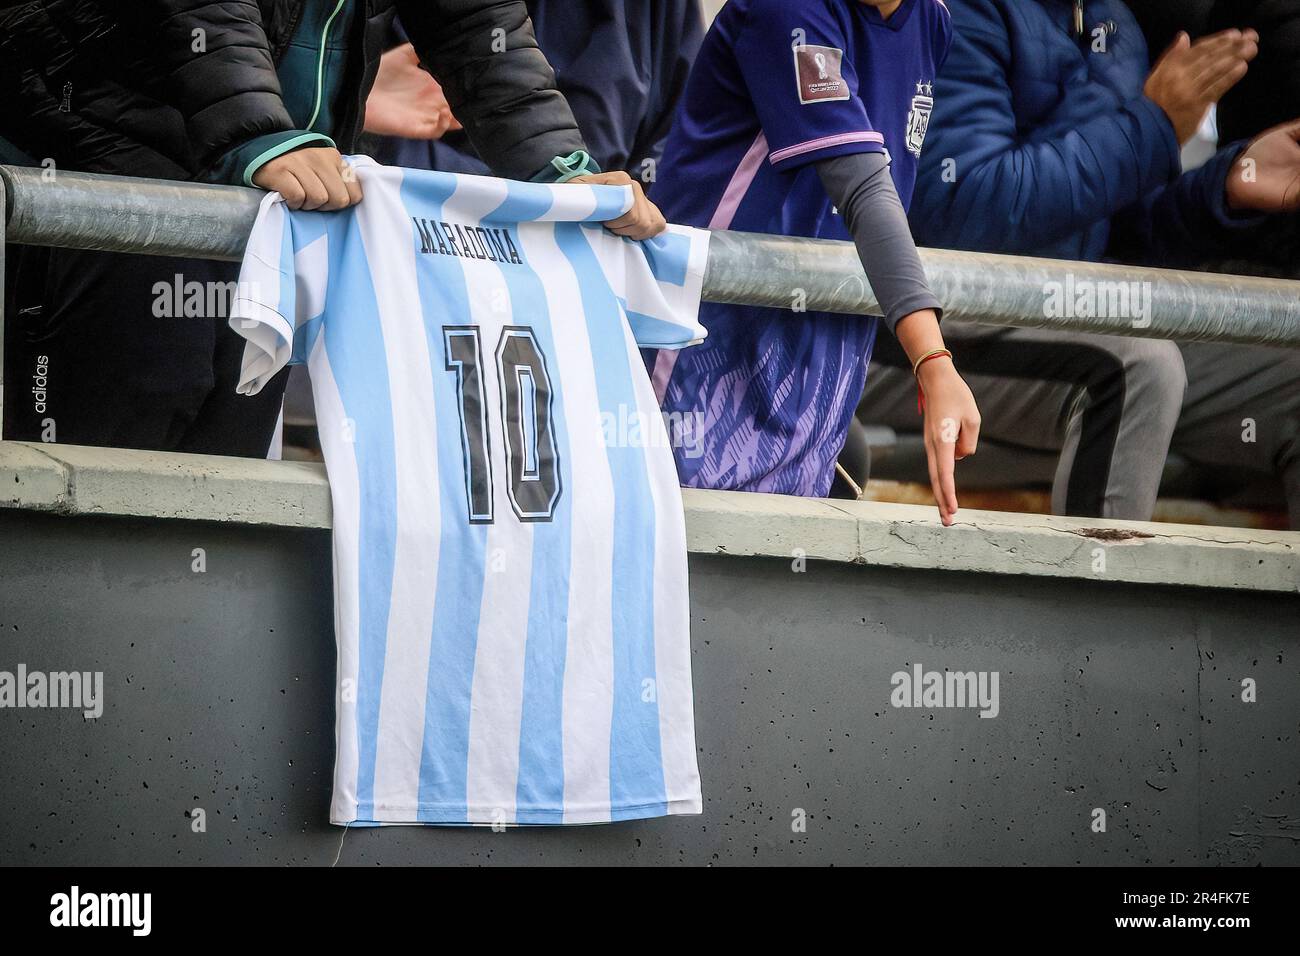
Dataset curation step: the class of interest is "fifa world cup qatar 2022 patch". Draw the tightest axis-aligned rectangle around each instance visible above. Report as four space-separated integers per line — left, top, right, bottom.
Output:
794 44 850 104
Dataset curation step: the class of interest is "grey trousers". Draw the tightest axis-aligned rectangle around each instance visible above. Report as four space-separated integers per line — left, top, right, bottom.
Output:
861 321 1300 526
1173 341 1300 527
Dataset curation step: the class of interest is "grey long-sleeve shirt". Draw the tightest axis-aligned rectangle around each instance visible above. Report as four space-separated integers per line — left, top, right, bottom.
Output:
816 151 941 334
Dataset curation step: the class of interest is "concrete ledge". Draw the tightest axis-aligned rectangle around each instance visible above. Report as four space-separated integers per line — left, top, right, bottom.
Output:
0 440 330 529
686 489 1299 594
2 439 1297 594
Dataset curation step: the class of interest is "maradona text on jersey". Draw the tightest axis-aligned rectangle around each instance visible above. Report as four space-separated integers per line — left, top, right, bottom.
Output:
412 216 524 265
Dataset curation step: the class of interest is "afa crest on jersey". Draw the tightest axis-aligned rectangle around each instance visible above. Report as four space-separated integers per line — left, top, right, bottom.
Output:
906 81 934 156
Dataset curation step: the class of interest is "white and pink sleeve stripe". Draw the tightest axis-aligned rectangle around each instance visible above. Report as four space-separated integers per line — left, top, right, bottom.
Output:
768 131 885 166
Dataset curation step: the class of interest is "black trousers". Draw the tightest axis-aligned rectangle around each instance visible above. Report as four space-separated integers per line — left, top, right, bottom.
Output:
3 247 289 457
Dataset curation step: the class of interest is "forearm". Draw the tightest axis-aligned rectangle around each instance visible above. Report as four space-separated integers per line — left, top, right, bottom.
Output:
815 152 941 335
893 308 947 366
915 98 1180 253
1108 142 1267 267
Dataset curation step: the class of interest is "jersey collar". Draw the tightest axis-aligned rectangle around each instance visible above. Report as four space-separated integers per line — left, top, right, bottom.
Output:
857 0 919 31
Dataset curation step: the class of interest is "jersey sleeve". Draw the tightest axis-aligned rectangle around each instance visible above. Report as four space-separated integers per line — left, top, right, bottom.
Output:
229 192 326 395
733 0 886 172
597 224 710 349
932 0 954 70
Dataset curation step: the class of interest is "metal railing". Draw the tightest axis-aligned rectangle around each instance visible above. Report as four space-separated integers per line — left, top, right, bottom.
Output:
3 164 1299 427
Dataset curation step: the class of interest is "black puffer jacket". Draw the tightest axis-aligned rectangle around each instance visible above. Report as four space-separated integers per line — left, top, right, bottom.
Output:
0 0 585 182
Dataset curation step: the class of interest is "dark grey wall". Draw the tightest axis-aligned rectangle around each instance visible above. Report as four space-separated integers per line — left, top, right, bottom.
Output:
1 509 1296 866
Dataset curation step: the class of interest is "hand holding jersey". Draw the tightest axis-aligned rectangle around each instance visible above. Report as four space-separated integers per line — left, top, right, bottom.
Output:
569 172 669 239
253 146 364 211
254 148 672 239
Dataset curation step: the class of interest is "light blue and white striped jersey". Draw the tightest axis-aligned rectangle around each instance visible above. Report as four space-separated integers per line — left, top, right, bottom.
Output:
231 157 708 825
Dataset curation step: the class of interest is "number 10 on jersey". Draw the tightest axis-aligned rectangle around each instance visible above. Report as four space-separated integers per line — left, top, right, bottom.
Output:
443 326 561 524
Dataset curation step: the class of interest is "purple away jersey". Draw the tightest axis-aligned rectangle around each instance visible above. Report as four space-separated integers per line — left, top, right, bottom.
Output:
647 0 951 496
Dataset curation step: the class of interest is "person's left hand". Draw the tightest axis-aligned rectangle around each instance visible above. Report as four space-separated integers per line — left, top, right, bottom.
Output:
569 172 668 240
363 43 462 140
1226 119 1300 213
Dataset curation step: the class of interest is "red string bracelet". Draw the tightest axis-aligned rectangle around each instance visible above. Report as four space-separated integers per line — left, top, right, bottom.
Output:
913 348 953 415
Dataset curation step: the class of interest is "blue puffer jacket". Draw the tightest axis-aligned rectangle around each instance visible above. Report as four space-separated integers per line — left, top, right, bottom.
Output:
909 0 1260 266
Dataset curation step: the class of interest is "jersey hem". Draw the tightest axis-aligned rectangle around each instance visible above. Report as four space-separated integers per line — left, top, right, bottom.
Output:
330 795 704 827
636 338 707 349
